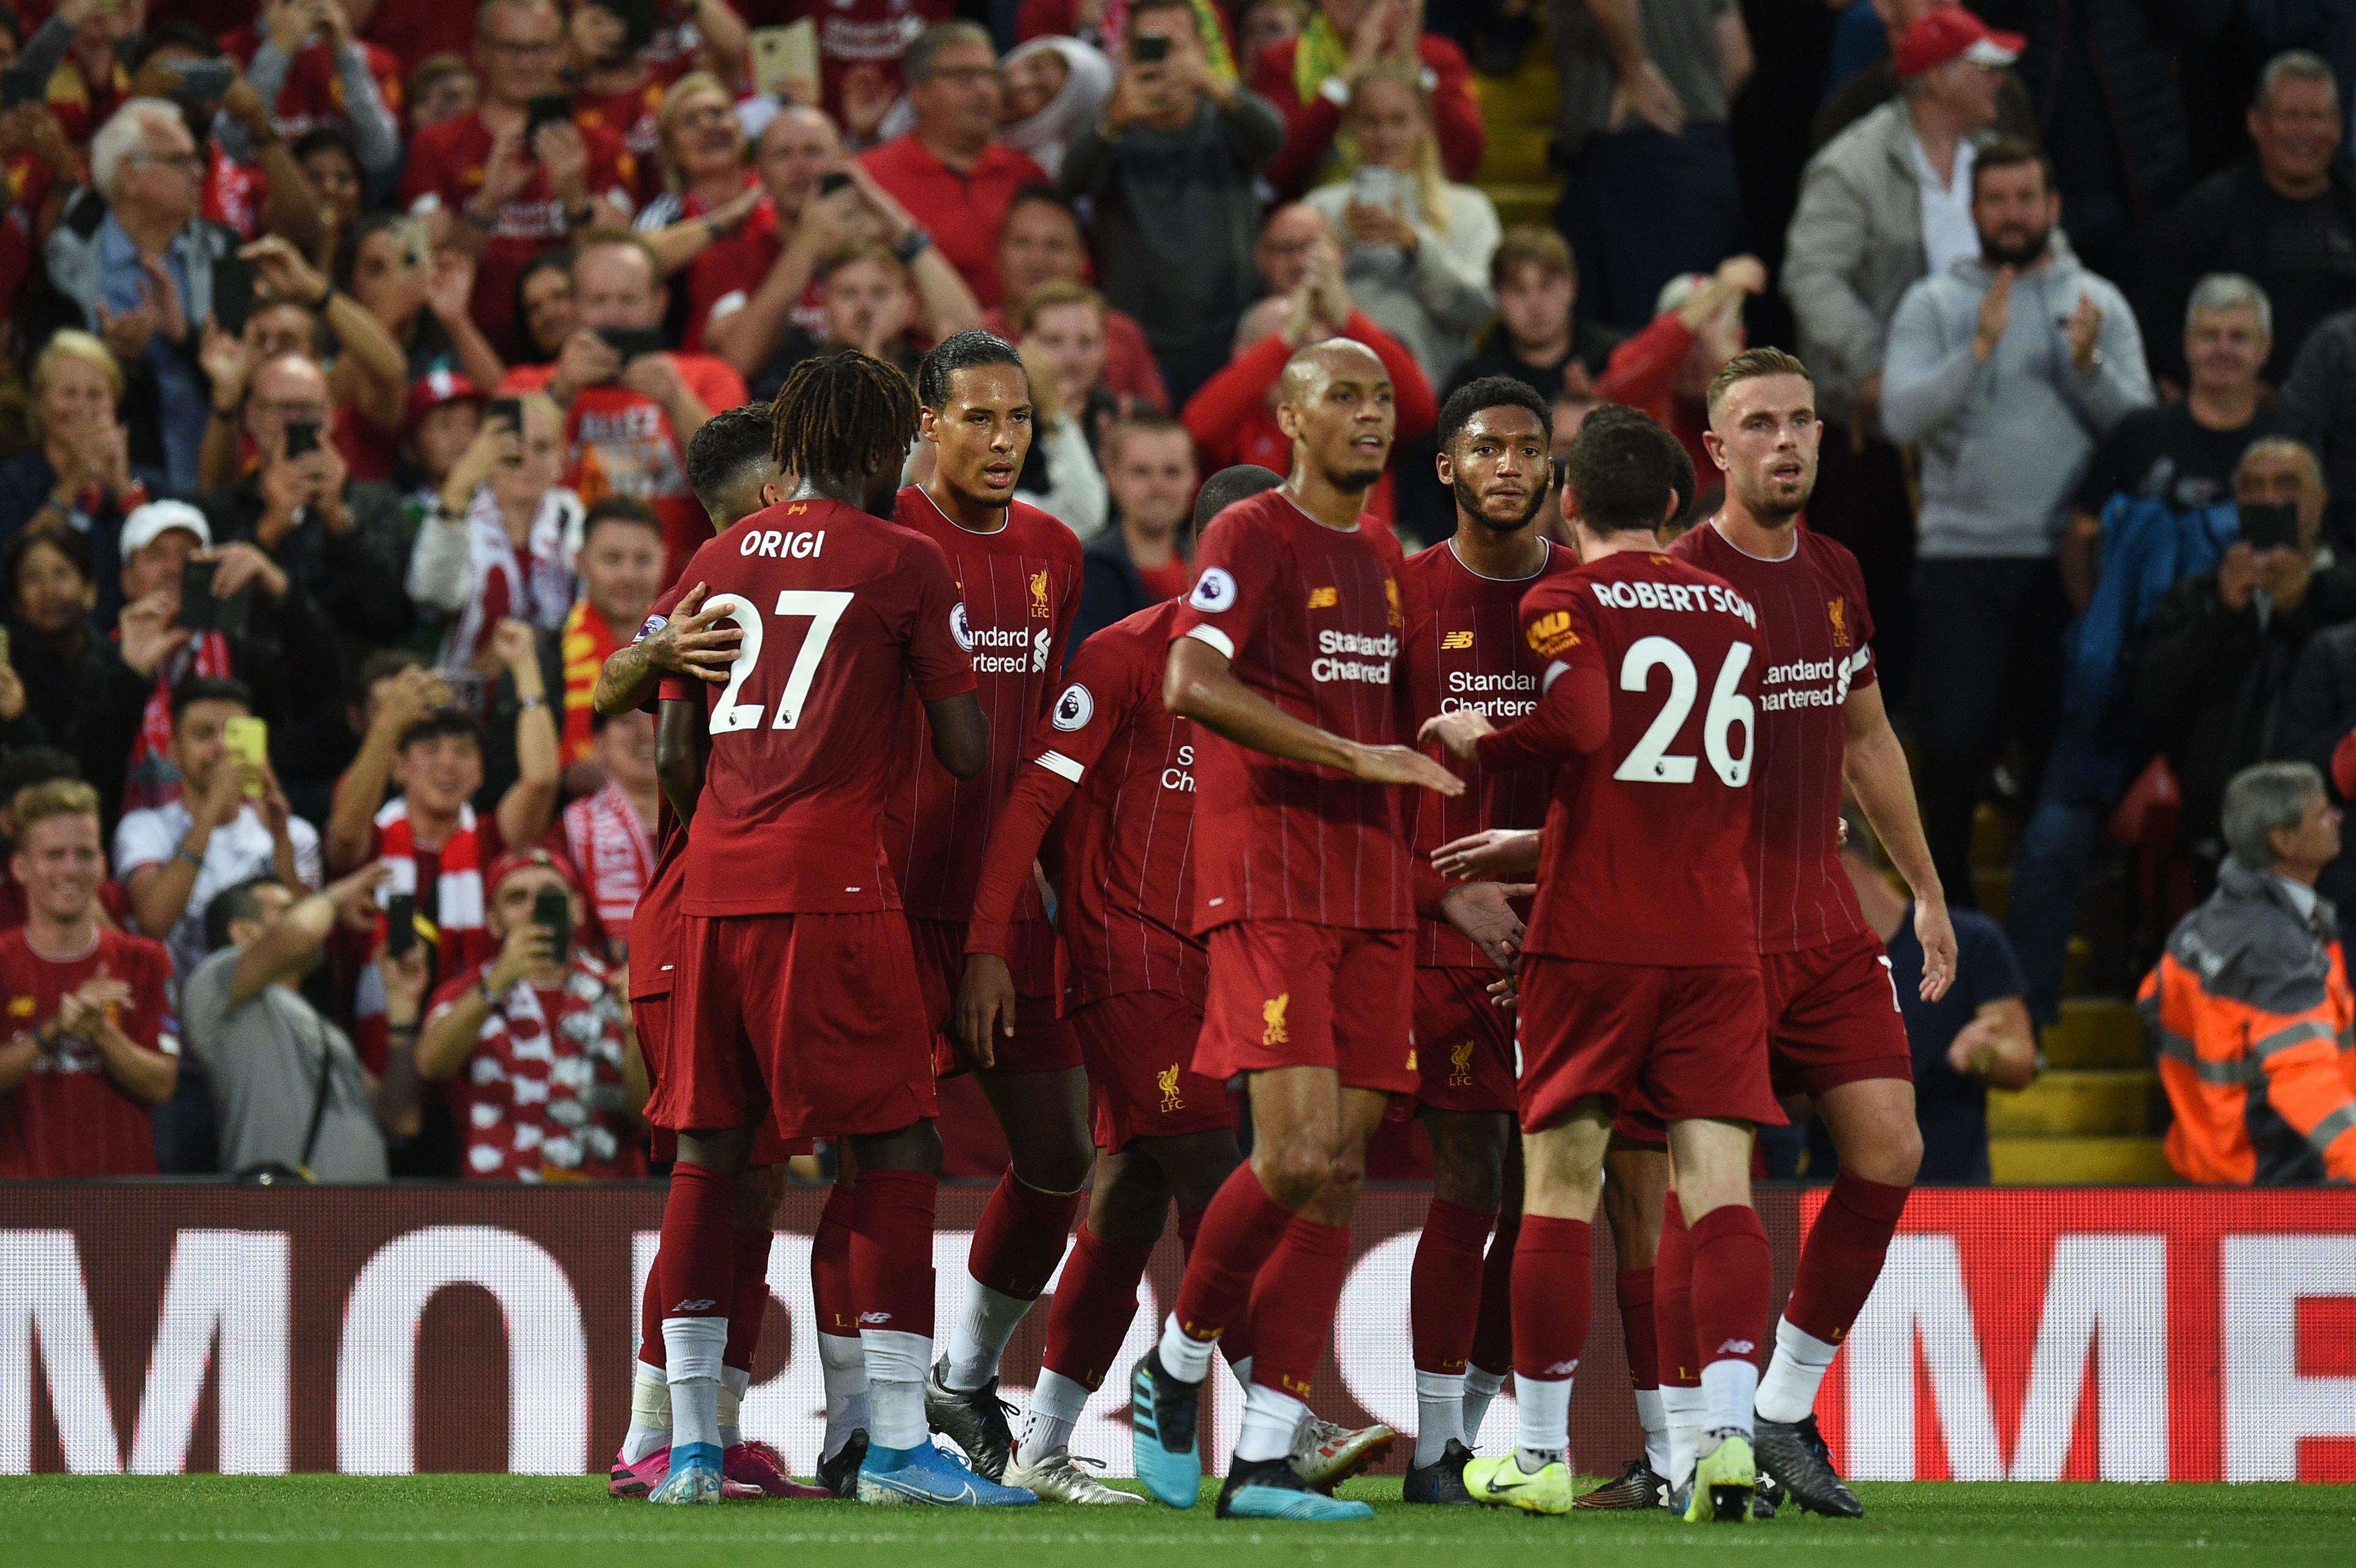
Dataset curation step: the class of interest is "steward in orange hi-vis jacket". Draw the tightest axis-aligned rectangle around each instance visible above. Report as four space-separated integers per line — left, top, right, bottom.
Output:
2140 857 2356 1184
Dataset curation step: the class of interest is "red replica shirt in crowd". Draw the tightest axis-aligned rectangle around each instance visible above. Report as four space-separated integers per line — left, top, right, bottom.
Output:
1399 537 1577 967
800 0 951 125
883 487 1083 920
625 581 691 1001
364 7 474 81
218 27 405 142
858 135 1049 308
1670 519 1877 954
401 111 637 353
0 927 173 1178
683 198 829 352
967 599 1206 1007
574 68 685 209
1476 550 1760 968
1172 487 1412 932
500 357 751 582
677 496 976 915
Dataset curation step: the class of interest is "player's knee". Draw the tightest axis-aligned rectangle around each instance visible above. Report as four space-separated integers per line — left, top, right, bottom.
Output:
735 1161 790 1227
1016 1136 1096 1197
1856 1119 1923 1186
1252 1135 1333 1207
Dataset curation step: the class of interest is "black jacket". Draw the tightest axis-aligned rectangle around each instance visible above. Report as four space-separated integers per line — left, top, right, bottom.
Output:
2136 159 2356 387
2274 617 2356 928
196 477 416 660
1073 526 1185 658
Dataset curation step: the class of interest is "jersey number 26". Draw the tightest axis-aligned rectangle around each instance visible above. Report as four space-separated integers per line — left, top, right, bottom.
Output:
1612 635 1754 788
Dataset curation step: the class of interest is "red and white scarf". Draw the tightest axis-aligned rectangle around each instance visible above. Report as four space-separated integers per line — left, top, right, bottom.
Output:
456 951 641 1181
374 797 492 975
443 486 580 672
562 780 653 938
120 631 233 813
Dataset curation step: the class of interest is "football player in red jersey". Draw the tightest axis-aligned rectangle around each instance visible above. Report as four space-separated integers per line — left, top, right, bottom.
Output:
1127 338 1463 1521
1422 413 1779 1525
885 332 1096 1481
639 355 1031 1508
1392 376 1571 1503
1667 349 1953 1518
592 406 826 1501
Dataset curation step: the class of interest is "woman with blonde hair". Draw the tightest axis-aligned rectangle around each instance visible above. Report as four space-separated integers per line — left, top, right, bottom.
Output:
633 72 762 276
0 330 174 625
1301 62 1497 384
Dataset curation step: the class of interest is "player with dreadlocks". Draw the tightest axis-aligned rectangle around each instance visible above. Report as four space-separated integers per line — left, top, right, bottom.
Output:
638 353 1031 1507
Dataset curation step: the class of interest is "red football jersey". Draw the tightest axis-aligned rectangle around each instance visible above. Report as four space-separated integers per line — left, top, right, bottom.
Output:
1400 537 1577 967
677 498 976 915
1171 488 1412 932
622 582 692 1003
883 487 1083 921
1010 599 1205 1007
1670 520 1876 953
399 111 638 353
218 27 405 142
0 927 173 1178
683 206 831 352
1486 550 1761 968
573 70 682 208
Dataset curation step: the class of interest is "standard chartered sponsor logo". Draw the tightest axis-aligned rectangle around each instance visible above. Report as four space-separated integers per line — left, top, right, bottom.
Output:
1161 742 1196 791
1759 650 1864 711
1441 668 1537 716
968 623 1050 673
1312 627 1398 685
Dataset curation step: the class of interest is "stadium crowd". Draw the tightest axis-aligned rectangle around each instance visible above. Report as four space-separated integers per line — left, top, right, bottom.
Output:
0 2 2351 1202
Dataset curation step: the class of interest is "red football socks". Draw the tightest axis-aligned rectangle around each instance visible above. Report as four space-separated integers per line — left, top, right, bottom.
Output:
1655 1192 1699 1388
655 1161 738 1328
1168 1164 1295 1345
1510 1214 1593 1384
850 1167 939 1338
967 1170 1085 1301
1617 1265 1660 1391
1469 1205 1519 1374
1688 1204 1772 1370
1783 1172 1910 1344
811 1179 858 1340
724 1220 773 1373
1244 1215 1352 1396
637 1257 666 1371
1412 1196 1494 1373
1038 1224 1155 1390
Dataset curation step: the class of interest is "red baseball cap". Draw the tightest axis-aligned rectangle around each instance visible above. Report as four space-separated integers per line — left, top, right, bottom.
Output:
402 368 484 435
1893 6 2023 79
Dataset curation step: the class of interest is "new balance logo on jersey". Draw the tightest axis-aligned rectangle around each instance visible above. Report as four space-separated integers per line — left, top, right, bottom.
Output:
1262 993 1290 1045
1441 628 1474 650
671 1299 717 1313
1030 570 1052 619
1307 585 1338 609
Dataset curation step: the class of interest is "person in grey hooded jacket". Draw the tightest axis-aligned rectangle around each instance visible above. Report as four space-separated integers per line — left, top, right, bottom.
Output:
1882 139 2153 912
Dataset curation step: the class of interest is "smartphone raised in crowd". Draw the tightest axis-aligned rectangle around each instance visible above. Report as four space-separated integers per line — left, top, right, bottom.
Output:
596 325 666 361
222 715 269 798
170 60 236 102
1133 33 1171 64
283 419 321 459
819 170 853 198
485 396 524 465
533 885 573 959
525 93 574 148
384 892 418 960
2238 502 2302 553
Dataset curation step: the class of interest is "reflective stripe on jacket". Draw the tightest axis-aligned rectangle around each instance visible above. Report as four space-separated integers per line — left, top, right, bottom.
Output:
2139 857 2356 1184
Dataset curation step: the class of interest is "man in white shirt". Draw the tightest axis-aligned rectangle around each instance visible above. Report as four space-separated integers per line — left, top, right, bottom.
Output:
113 676 322 976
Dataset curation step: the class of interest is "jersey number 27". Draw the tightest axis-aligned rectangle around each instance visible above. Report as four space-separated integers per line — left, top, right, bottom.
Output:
1613 635 1754 788
707 590 854 733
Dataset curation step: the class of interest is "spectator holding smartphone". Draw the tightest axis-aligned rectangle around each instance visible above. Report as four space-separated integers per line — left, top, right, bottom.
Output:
181 862 408 1182
113 673 323 976
0 779 177 1178
0 331 164 626
218 0 402 178
498 231 746 579
399 0 636 357
408 846 642 1180
405 393 582 677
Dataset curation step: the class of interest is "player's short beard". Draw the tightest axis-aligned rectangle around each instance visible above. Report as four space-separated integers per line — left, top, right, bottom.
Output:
1737 463 1814 523
1319 459 1384 495
1453 474 1548 534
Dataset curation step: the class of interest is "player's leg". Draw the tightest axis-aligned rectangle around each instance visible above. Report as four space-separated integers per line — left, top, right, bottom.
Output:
1008 1145 1167 1502
716 1160 826 1498
1462 1136 1521 1448
1665 1116 1772 1526
1654 1183 1703 1498
650 1123 755 1503
1406 1105 1508 1502
930 1062 1092 1478
810 1161 870 1497
1581 1137 1671 1508
1460 1103 1609 1517
1755 1073 1917 1516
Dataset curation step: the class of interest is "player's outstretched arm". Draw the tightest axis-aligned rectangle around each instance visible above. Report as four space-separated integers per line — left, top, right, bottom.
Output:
925 693 991 780
1842 680 1957 1000
1163 635 1464 795
1432 827 1543 880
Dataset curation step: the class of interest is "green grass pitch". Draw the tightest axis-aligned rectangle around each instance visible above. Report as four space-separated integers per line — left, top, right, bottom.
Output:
4 1475 2352 1567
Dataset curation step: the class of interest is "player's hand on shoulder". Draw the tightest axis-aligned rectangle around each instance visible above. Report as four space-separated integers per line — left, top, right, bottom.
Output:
1432 827 1543 881
1348 741 1465 794
646 583 743 683
1416 708 1492 762
953 954 1016 1068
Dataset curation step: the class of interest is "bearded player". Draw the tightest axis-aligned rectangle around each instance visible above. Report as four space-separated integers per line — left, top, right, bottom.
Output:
593 406 832 1500
643 355 1033 1507
1126 338 1463 1520
1392 377 1574 1503
879 331 1097 1481
1663 347 1954 1517
1422 412 1779 1525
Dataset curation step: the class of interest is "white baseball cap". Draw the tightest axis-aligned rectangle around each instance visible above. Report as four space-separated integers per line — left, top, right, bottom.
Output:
118 499 213 559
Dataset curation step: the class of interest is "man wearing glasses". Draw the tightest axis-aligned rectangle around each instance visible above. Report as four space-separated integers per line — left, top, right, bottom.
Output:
400 0 638 357
859 20 1049 311
45 97 242 492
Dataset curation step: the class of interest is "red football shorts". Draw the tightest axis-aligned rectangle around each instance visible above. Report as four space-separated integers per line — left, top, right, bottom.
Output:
631 995 804 1166
909 915 1083 1076
1195 921 1416 1095
1761 929 1913 1100
653 911 937 1141
1071 990 1237 1152
1516 955 1782 1134
1387 965 1519 1120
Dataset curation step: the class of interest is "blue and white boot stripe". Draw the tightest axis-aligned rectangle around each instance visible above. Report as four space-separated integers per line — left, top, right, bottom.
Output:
1129 1363 1202 1509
